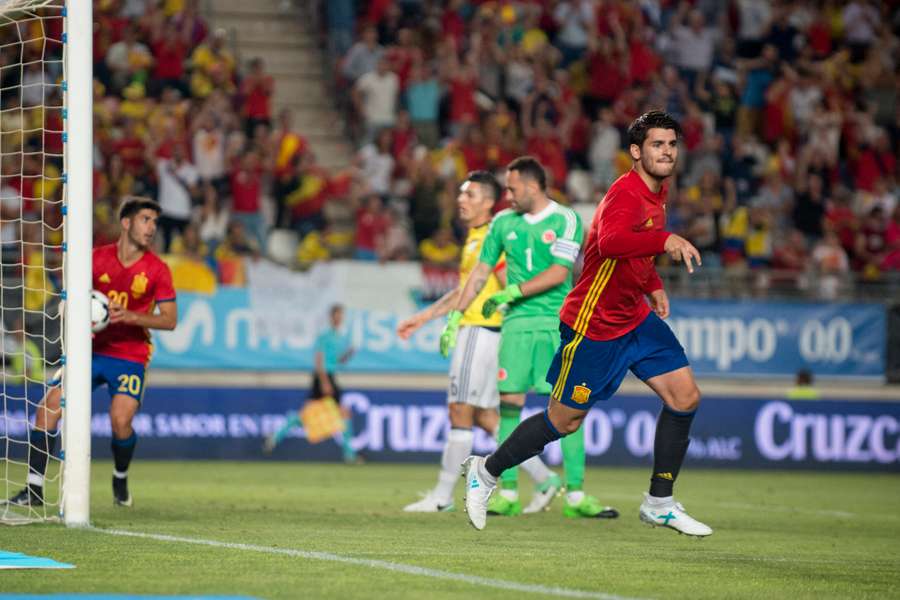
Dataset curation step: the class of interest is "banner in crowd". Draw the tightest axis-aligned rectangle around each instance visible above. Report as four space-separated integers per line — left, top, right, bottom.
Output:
150 261 886 378
3 387 897 471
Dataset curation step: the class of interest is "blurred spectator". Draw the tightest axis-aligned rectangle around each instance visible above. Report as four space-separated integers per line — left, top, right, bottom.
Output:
811 229 850 299
189 28 235 98
855 206 888 278
229 151 266 249
4 317 44 385
192 112 226 187
342 25 382 83
552 1 594 67
354 194 389 260
197 185 229 249
0 177 20 261
149 19 189 97
792 173 827 240
274 152 332 236
772 229 810 276
169 222 208 262
357 129 395 198
419 226 460 269
240 58 274 136
842 0 879 60
156 144 199 251
736 44 778 137
670 4 717 87
381 205 415 261
271 109 308 179
106 24 153 94
215 220 260 261
405 62 442 148
353 57 399 140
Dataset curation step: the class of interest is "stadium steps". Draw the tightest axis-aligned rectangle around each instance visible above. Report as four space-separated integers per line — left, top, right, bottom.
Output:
206 0 351 171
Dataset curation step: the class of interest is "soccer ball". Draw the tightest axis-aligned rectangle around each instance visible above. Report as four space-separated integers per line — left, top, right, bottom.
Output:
91 290 110 333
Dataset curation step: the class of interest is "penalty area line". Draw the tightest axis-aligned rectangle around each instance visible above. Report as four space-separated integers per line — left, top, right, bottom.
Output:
92 527 647 600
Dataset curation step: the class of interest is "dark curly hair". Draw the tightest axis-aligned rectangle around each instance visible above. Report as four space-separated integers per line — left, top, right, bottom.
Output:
627 110 682 148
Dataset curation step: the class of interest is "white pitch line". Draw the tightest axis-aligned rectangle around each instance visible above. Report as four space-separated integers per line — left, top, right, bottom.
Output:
92 527 648 600
595 493 861 519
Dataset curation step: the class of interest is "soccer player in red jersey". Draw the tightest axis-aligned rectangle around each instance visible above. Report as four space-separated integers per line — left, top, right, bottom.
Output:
462 111 713 536
5 198 177 508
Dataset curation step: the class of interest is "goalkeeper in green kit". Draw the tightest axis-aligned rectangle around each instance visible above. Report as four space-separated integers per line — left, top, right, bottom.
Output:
441 156 618 519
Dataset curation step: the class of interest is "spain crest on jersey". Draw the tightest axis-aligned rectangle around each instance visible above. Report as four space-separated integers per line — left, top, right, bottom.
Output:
571 384 591 404
131 272 149 297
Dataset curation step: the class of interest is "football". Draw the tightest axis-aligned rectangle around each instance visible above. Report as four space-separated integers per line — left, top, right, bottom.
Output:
91 289 110 333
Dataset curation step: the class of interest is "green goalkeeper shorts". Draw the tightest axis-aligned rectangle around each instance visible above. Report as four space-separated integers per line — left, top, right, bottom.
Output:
497 327 561 395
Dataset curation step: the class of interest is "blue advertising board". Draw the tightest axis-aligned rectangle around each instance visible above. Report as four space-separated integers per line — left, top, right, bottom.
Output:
150 291 886 378
4 386 897 471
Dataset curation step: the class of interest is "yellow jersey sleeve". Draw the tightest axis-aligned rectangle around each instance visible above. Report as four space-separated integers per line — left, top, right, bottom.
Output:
459 224 503 328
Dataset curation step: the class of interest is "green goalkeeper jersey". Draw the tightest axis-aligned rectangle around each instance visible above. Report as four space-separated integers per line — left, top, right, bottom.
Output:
479 200 584 333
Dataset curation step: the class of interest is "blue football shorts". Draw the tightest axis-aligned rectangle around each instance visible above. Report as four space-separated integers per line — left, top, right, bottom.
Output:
546 312 690 410
92 354 147 403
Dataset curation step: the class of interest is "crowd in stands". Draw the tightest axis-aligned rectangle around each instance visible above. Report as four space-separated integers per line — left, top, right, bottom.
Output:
325 0 899 298
1 0 899 307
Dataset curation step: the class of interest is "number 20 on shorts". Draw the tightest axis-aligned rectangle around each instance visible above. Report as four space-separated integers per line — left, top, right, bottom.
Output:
117 374 141 396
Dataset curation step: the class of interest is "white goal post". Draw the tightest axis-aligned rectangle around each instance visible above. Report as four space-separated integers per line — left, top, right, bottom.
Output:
62 0 93 528
0 0 91 526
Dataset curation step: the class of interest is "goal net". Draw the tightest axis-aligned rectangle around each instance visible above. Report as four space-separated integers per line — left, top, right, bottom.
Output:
0 0 68 525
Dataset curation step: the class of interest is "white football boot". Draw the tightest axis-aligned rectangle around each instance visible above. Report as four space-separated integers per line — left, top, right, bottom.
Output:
403 491 454 513
523 473 563 514
461 456 495 530
639 493 713 537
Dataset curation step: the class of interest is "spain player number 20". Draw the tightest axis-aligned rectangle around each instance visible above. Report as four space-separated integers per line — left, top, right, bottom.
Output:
107 290 128 308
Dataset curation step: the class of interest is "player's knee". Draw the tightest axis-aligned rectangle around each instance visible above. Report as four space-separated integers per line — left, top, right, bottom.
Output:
550 412 583 435
560 418 582 435
671 385 701 413
448 403 475 428
109 412 133 437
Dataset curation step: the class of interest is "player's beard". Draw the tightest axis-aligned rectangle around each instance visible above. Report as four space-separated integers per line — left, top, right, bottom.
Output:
641 155 676 181
511 193 531 214
128 228 152 251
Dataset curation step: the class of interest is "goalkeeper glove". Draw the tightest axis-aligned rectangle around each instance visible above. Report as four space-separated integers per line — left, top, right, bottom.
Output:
481 284 523 318
440 310 463 358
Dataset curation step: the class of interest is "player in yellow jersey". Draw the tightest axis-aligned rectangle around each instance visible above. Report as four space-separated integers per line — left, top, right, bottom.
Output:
400 171 559 512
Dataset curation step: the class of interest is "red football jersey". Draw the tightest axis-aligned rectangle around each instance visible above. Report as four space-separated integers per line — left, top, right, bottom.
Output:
92 244 176 364
560 169 671 340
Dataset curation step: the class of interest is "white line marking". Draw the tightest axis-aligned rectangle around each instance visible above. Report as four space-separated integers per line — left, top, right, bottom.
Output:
91 527 646 600
595 493 861 519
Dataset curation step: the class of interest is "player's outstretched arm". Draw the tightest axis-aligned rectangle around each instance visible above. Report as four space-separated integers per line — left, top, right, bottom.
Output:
396 287 461 340
109 301 177 330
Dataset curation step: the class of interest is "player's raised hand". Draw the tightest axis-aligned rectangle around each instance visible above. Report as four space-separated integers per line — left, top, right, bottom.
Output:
648 289 669 319
663 234 702 274
439 310 463 358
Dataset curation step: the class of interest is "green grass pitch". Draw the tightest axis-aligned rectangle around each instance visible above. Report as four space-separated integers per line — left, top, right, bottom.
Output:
1 461 898 599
